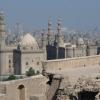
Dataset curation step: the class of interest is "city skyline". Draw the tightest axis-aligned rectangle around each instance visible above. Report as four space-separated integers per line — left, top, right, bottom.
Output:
0 0 100 31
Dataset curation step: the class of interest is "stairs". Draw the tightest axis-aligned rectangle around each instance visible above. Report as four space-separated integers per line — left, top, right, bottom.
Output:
46 76 62 100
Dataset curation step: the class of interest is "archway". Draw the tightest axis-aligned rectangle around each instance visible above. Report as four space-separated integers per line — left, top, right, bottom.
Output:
78 91 98 100
18 85 25 100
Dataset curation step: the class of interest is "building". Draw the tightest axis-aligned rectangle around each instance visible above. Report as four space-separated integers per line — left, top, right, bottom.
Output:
42 55 100 100
0 11 100 100
41 18 98 60
1 55 100 100
13 33 45 74
0 12 45 76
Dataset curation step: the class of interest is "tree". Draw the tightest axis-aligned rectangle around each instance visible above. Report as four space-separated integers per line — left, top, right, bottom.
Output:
26 67 35 76
7 74 17 81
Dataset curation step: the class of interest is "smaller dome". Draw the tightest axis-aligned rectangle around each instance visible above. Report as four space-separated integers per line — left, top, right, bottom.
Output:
77 38 84 45
19 33 39 50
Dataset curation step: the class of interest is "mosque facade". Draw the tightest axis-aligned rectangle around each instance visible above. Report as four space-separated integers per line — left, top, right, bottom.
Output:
0 12 45 76
0 11 99 76
41 18 98 60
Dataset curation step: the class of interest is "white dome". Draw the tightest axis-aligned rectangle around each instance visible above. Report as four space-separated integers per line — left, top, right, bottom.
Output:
77 38 84 45
20 33 39 50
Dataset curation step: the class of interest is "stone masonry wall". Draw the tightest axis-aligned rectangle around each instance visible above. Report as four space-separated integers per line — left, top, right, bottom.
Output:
43 55 100 73
0 75 48 100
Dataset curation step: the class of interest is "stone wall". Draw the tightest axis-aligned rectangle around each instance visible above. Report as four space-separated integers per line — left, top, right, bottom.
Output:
14 49 45 75
43 55 100 73
0 75 48 100
0 51 13 75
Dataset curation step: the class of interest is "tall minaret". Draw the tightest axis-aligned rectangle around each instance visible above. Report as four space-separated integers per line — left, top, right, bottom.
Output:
0 11 6 48
47 17 52 45
56 18 64 47
57 18 61 35
41 29 46 49
41 29 47 60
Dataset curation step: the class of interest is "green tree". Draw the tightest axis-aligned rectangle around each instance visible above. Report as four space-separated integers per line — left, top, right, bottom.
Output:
26 67 35 76
7 74 17 81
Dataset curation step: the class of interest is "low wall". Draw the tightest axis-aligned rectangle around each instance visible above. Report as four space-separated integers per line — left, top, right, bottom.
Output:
43 55 100 72
0 75 48 100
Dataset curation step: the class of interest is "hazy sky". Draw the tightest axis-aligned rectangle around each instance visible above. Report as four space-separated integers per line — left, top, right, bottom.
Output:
0 0 100 31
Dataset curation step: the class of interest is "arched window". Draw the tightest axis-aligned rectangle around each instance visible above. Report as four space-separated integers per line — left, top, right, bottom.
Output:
18 85 25 89
18 85 25 100
9 60 11 63
26 62 28 65
37 62 40 65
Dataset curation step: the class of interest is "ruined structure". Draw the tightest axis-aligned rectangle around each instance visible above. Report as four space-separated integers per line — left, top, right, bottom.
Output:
0 11 100 100
42 55 100 100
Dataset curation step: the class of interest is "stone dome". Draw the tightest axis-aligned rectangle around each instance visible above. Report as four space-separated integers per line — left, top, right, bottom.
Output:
77 38 84 45
19 33 39 50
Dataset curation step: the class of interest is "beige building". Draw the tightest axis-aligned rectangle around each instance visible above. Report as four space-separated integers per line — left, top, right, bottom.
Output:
1 55 100 100
0 12 45 76
14 33 45 74
42 18 98 60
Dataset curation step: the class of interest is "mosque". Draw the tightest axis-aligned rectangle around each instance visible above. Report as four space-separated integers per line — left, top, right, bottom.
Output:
0 12 45 76
0 11 99 76
41 18 98 60
0 11 100 100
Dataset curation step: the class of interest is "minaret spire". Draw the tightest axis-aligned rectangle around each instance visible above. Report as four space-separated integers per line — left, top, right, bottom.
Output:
0 11 6 47
41 29 46 49
57 17 62 35
47 17 52 45
0 11 5 33
56 17 64 47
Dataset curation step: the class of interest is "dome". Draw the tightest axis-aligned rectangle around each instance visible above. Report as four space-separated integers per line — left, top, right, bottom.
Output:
19 33 39 50
77 38 84 45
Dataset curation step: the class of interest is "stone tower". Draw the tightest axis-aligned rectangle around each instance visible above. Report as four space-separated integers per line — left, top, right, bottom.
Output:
0 11 6 48
0 11 7 76
47 17 52 45
56 18 64 47
41 29 47 49
41 29 47 59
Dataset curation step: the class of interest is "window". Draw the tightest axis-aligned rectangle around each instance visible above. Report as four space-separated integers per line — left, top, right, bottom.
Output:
26 62 28 65
37 62 40 65
9 65 11 68
31 47 33 50
18 85 25 100
23 47 26 50
9 60 11 63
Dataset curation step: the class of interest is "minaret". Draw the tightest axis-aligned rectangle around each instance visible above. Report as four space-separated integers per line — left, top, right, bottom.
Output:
41 29 47 60
56 18 64 47
41 29 46 49
0 11 6 48
57 18 61 35
47 17 52 45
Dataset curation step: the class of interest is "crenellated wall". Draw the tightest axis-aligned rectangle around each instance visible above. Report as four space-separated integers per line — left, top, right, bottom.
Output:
43 55 100 73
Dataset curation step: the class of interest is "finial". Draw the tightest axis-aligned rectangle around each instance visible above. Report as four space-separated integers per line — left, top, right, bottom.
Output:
0 11 4 20
41 29 45 36
57 17 62 24
0 10 4 15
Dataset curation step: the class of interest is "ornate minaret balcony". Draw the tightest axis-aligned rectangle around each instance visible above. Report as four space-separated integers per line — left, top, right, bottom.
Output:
0 11 6 47
56 18 64 47
0 11 5 33
47 17 52 45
